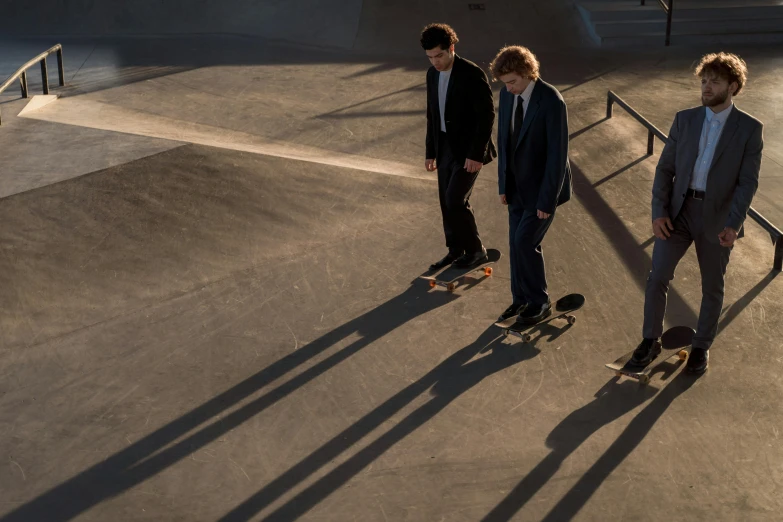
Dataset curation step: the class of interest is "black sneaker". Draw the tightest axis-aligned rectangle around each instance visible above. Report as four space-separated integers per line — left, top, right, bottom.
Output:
452 247 488 268
498 303 526 322
630 338 661 366
516 301 552 325
429 251 462 271
686 348 709 374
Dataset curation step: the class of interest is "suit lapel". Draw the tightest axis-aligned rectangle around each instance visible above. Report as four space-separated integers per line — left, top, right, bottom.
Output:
501 88 514 146
444 55 460 117
683 107 706 177
708 106 740 173
516 80 542 150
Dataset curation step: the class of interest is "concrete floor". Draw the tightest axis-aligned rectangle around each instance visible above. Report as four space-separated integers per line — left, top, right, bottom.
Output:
1 4 783 522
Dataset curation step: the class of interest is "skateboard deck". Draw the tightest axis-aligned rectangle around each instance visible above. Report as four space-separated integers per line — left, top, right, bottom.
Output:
421 248 501 292
496 293 586 342
605 326 695 385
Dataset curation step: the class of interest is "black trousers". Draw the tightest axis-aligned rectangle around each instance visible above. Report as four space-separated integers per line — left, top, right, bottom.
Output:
437 132 482 254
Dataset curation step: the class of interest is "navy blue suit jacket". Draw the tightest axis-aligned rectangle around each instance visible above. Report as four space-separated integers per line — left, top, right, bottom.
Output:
497 79 572 213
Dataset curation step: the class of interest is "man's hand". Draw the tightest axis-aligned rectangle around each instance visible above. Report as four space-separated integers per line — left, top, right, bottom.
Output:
500 194 508 205
653 217 674 240
718 227 738 248
464 159 482 174
425 159 436 172
537 210 551 219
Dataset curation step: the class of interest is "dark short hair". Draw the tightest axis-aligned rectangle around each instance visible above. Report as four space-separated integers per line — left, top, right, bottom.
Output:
420 23 459 51
695 52 748 96
489 45 540 81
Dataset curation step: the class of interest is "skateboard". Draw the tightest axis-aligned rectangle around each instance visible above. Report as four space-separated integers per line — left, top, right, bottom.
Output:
605 326 695 385
496 293 586 342
421 248 501 292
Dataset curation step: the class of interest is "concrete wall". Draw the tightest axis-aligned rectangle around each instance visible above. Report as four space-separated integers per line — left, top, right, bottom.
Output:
0 0 590 53
0 0 364 49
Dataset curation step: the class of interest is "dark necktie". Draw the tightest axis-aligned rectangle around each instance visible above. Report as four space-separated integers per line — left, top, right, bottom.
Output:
507 96 524 167
512 96 524 145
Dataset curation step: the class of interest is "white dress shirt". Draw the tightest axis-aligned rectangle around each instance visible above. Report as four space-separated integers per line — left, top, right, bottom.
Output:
438 69 452 133
690 104 734 191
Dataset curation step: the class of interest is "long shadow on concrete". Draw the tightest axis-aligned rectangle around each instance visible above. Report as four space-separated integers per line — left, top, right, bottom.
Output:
218 327 541 522
0 281 454 522
571 160 698 327
718 270 779 335
481 371 698 521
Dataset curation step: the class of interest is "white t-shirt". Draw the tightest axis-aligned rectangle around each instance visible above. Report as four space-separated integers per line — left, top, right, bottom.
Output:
438 69 452 133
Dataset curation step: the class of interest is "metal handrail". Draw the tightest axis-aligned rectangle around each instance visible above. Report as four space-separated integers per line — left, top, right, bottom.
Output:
0 44 65 126
607 90 783 271
641 0 674 46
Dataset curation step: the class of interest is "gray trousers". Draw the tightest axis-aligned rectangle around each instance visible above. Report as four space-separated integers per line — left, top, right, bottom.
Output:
643 197 732 350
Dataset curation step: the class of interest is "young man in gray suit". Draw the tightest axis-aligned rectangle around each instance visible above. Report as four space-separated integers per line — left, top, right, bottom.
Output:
490 46 572 324
632 52 763 374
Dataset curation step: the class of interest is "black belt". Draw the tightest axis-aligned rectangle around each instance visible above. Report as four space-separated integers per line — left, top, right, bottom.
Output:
686 188 705 200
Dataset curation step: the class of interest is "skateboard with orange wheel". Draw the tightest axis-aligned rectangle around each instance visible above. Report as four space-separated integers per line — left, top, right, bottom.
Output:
421 248 501 292
605 326 695 385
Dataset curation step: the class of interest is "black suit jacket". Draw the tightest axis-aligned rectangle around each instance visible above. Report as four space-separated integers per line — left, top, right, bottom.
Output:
497 79 572 213
425 55 497 165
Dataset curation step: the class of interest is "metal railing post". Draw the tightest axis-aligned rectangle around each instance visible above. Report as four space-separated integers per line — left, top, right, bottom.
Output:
56 47 65 86
20 71 29 98
665 0 674 46
40 57 49 95
607 93 614 119
647 130 655 155
1 44 65 126
774 239 783 272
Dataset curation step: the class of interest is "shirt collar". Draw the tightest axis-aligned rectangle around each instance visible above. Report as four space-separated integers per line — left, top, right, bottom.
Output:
706 103 733 124
518 79 536 102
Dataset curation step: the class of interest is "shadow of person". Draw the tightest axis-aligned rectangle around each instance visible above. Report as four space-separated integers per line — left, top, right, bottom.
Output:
0 281 455 522
218 328 541 522
481 370 699 522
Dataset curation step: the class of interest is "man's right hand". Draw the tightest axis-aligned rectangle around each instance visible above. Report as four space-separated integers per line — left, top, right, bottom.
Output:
500 194 508 205
425 159 436 172
652 217 674 240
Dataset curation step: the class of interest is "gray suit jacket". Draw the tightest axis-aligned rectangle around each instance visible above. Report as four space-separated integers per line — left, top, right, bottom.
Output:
653 105 763 242
497 80 572 213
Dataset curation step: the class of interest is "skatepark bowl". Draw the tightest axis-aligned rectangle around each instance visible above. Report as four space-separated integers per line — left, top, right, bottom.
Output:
1 1 783 521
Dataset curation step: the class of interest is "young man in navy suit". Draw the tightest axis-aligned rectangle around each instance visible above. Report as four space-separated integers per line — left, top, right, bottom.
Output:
490 46 572 324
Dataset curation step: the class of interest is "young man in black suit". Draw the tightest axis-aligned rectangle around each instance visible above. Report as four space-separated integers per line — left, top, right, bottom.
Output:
422 23 497 270
490 46 572 324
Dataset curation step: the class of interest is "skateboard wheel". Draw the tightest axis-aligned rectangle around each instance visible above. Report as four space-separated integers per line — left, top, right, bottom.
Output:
429 280 437 288
503 329 509 336
447 283 456 292
567 315 577 325
485 267 493 276
615 371 622 378
639 375 650 385
522 334 532 343
678 350 688 361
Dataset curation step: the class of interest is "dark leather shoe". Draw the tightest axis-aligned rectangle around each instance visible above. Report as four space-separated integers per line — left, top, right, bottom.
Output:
517 301 551 325
429 251 462 271
452 247 488 268
630 338 661 366
686 348 709 374
498 303 526 322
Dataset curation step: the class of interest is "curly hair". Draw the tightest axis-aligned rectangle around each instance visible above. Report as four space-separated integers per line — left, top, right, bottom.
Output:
695 52 748 96
420 23 459 51
489 46 540 81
